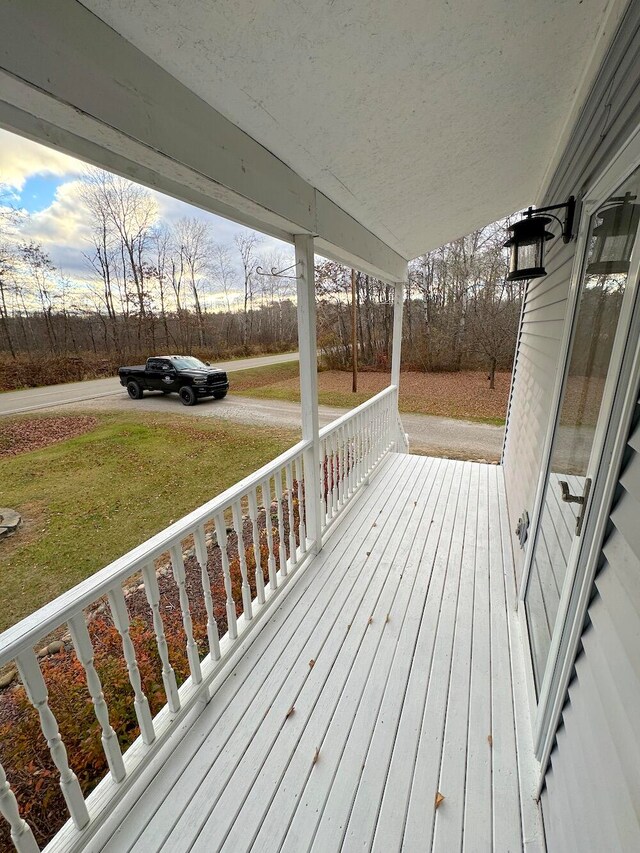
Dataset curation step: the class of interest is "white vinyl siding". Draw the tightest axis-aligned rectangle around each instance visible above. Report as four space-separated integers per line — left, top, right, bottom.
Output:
541 398 640 851
502 3 640 849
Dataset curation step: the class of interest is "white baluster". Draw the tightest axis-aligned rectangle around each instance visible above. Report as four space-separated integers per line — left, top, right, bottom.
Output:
338 426 346 506
354 414 361 487
141 563 181 711
107 586 155 745
169 545 203 683
332 431 339 515
67 613 126 783
248 489 266 605
213 514 238 639
193 527 221 661
0 760 39 853
347 424 353 494
285 462 297 569
295 456 307 554
15 650 90 830
333 429 342 506
231 502 253 619
274 473 288 577
320 437 328 525
261 479 278 591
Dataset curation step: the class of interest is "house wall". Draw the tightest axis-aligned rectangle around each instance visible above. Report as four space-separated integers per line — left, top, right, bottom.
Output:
541 394 640 851
503 0 640 589
502 2 640 850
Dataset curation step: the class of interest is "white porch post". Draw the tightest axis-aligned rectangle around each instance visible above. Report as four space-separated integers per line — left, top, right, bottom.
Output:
391 279 405 389
294 234 323 553
391 276 408 452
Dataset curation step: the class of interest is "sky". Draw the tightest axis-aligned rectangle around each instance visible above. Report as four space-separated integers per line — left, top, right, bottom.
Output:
0 127 291 300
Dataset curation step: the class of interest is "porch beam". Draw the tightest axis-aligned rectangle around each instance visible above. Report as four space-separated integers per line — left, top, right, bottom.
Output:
0 0 407 283
294 234 323 553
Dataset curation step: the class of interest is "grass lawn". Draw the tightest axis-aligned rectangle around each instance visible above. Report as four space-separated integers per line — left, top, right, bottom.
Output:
0 412 297 632
229 361 510 424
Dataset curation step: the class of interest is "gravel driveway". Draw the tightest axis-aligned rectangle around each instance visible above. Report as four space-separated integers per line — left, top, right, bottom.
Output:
58 391 504 462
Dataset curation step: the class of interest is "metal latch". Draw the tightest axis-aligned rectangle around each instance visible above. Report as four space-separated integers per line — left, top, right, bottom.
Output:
559 477 592 536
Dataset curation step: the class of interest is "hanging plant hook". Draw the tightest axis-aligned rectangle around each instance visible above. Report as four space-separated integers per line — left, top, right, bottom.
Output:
255 261 301 280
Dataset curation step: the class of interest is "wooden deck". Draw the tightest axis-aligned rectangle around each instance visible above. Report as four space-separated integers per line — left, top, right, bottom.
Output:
93 454 544 853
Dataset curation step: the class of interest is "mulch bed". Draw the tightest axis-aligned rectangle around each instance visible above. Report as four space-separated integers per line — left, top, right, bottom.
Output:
0 416 98 458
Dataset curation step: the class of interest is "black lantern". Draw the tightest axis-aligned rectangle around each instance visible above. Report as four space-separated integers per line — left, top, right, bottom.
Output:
586 192 640 276
504 196 576 282
504 215 555 281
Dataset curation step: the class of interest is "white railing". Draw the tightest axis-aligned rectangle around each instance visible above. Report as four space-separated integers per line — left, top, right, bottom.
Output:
0 385 405 852
319 385 402 532
0 439 312 853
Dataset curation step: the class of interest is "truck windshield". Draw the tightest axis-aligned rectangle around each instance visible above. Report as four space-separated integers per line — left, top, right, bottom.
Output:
169 356 208 370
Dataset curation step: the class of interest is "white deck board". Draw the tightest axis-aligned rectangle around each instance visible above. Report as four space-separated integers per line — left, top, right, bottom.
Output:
97 454 542 853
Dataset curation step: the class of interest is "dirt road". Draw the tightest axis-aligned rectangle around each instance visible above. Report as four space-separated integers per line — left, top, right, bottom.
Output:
0 352 299 417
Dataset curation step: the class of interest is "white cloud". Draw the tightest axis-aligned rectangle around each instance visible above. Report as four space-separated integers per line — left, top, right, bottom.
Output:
0 128 83 191
0 127 296 301
20 180 93 277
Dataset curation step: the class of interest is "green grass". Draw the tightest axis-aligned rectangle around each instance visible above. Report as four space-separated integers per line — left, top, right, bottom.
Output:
228 359 300 391
0 413 298 632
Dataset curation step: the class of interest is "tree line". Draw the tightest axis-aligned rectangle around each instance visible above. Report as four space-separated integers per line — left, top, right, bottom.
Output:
1 167 524 386
317 219 524 386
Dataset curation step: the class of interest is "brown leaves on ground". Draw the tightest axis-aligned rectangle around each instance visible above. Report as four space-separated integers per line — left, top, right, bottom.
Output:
244 368 511 422
0 416 98 458
435 791 445 810
325 370 510 421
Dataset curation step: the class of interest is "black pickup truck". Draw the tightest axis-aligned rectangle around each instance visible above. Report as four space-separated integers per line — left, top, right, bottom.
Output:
118 355 229 406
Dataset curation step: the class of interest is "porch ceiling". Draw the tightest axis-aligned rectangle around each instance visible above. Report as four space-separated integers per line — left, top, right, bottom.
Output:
80 0 623 259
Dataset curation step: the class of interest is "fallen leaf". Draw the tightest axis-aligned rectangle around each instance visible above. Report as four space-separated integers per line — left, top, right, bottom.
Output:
487 734 493 747
309 659 315 669
435 792 445 810
312 747 320 766
372 522 377 527
368 616 373 625
285 705 295 719
385 613 390 623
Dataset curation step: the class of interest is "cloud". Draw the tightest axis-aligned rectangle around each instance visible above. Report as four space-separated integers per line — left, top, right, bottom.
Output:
0 127 296 302
0 128 83 192
20 180 93 278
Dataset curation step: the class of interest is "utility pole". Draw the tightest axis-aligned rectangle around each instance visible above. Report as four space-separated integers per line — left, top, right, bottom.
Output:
351 268 358 392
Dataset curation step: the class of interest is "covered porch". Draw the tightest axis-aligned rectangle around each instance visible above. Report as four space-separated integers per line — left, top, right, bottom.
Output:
0 0 633 850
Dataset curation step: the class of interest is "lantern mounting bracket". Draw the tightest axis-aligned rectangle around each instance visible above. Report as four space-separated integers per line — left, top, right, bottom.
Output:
523 195 576 244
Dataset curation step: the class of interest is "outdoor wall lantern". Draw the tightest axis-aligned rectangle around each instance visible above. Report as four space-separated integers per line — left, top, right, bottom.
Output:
504 196 575 281
585 192 640 276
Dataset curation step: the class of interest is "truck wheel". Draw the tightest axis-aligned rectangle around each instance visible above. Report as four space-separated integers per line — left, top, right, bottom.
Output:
127 380 143 400
214 391 228 399
179 386 198 406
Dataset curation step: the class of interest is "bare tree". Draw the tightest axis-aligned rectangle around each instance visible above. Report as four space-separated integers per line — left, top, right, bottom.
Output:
173 217 212 348
80 168 158 350
234 233 261 349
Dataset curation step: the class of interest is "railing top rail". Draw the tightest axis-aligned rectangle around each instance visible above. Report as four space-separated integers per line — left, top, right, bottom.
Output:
319 385 397 438
0 437 311 668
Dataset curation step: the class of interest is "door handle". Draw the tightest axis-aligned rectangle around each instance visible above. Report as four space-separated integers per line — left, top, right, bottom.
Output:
559 478 592 536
